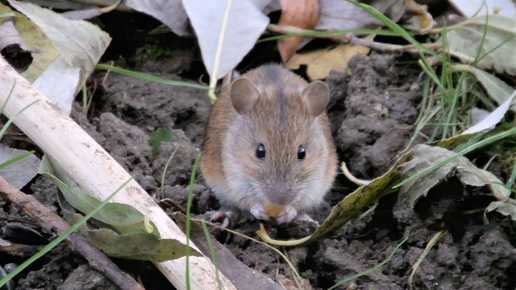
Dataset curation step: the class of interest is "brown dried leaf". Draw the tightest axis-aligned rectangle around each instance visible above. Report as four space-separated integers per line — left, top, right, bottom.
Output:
285 34 374 80
278 0 320 62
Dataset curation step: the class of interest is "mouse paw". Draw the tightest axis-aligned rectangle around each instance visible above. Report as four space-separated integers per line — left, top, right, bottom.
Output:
250 204 271 221
295 212 320 227
206 209 238 228
276 205 297 224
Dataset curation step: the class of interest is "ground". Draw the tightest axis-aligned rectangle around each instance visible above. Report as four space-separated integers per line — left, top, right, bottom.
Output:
1 50 516 289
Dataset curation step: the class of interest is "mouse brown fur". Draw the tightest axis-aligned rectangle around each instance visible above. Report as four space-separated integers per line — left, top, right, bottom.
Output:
200 64 337 226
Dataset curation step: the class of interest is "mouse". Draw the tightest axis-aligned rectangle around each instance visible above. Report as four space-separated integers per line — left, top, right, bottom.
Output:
200 64 337 227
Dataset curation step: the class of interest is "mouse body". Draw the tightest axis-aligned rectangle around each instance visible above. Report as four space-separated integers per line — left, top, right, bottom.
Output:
200 64 337 226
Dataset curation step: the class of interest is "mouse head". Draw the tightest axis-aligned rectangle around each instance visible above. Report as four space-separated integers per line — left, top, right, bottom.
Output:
221 74 332 210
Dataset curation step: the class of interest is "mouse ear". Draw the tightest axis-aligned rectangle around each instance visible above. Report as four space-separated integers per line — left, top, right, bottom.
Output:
302 81 330 117
230 77 260 114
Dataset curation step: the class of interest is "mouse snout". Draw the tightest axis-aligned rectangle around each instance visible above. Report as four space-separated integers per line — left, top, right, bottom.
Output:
262 180 296 206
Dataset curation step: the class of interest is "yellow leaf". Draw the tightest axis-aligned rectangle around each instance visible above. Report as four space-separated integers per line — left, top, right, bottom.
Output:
285 34 374 80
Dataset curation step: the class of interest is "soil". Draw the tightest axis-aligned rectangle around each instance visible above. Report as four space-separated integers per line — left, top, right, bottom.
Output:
2 42 516 290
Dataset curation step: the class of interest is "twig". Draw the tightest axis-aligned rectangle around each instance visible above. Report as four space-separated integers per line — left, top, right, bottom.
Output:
266 24 441 52
0 176 145 290
267 24 493 71
0 238 43 257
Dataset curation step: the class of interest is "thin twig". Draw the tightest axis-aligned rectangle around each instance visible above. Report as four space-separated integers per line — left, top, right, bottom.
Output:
266 24 441 52
267 24 494 71
0 238 43 257
0 176 145 290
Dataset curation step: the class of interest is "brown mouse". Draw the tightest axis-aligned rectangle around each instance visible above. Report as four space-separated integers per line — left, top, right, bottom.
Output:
200 64 337 227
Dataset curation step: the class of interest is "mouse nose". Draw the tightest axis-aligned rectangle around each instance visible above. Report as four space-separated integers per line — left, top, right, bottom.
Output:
263 181 295 205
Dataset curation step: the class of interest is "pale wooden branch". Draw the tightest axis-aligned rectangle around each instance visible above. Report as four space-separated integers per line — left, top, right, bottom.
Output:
0 56 236 290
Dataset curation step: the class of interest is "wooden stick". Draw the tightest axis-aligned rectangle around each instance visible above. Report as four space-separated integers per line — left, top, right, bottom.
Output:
0 176 145 290
0 57 236 290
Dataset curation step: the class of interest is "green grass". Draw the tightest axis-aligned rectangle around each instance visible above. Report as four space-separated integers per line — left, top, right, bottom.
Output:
201 220 223 290
159 144 180 199
185 154 201 290
340 2 516 193
95 64 209 90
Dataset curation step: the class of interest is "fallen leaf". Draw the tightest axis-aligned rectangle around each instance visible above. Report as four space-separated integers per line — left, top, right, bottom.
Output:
486 200 516 220
399 145 510 207
183 0 270 80
402 0 436 33
277 0 320 62
0 2 58 82
0 17 33 73
448 0 516 18
59 193 201 262
39 156 158 236
471 108 491 126
0 15 26 51
125 0 189 36
61 0 122 20
21 0 95 10
8 0 111 114
467 67 516 110
0 145 39 190
32 57 80 115
445 14 516 75
310 152 412 240
315 0 404 31
461 89 516 135
285 35 373 80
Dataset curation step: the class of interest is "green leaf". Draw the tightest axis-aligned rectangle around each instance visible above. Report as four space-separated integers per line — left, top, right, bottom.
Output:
310 152 412 240
150 128 172 159
38 155 159 237
60 194 200 262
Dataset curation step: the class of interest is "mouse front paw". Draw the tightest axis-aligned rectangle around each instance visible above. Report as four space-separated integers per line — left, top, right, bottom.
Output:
276 205 297 224
295 212 320 227
250 204 271 221
205 209 238 228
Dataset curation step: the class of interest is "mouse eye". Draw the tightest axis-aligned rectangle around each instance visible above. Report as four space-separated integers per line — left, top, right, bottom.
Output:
298 145 306 160
256 143 266 159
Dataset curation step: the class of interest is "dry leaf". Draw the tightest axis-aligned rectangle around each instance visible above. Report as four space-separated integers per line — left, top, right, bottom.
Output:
0 2 59 82
126 0 189 36
399 145 511 206
315 0 403 31
183 0 269 80
448 0 516 18
0 145 39 190
285 34 373 80
278 0 320 62
61 0 121 20
8 0 111 115
446 14 516 75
